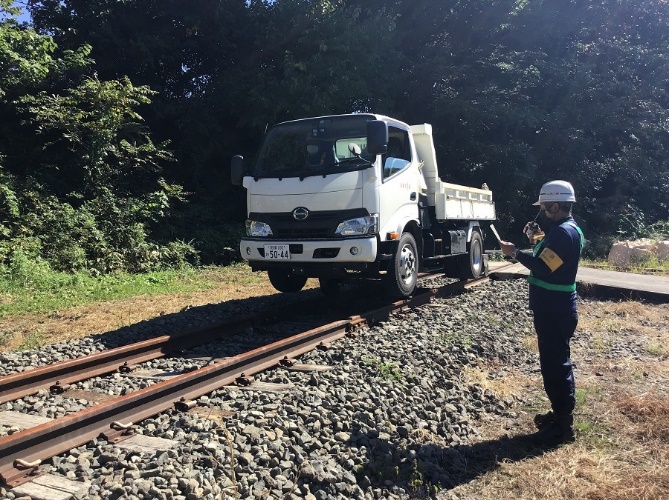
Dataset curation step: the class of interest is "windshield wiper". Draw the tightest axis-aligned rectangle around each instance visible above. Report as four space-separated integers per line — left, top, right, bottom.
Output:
336 157 371 165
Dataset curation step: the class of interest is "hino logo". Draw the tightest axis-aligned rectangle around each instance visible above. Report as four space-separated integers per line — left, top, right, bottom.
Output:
292 207 309 220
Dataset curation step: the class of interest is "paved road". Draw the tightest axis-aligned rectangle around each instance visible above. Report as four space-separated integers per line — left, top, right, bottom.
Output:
490 261 669 302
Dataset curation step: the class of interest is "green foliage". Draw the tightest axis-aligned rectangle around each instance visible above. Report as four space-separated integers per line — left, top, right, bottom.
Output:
581 234 615 261
179 223 242 266
585 218 669 262
0 18 56 92
3 0 668 268
1 248 55 290
647 221 669 240
378 0 669 251
0 171 19 241
0 16 192 273
19 76 172 195
0 1 21 17
379 362 403 382
409 459 437 495
235 0 400 126
615 204 649 240
155 198 246 266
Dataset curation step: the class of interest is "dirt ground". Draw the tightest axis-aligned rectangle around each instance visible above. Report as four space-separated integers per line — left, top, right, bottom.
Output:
1 268 668 499
446 298 669 500
0 268 308 351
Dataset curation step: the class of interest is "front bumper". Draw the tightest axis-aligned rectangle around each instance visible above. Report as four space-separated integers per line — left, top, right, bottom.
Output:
239 237 378 264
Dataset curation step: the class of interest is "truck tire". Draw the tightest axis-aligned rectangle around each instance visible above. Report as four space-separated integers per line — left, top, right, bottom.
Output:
318 278 340 296
267 269 307 293
460 230 484 279
386 232 418 298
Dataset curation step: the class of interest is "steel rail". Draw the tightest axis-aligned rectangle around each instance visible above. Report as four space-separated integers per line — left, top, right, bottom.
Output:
0 293 348 404
0 263 512 404
0 275 494 487
0 315 256 405
0 318 353 487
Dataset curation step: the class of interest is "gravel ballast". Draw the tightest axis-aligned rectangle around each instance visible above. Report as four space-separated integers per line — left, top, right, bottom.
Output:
0 278 564 499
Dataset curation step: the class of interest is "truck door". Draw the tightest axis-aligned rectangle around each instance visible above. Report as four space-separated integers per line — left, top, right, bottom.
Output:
378 127 420 236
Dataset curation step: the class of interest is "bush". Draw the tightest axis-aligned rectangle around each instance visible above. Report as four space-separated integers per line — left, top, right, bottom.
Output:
0 248 56 291
647 220 669 240
154 197 245 266
26 195 105 271
189 223 244 266
583 234 617 260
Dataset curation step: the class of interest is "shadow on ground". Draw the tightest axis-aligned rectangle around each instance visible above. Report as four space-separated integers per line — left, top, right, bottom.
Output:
353 429 557 498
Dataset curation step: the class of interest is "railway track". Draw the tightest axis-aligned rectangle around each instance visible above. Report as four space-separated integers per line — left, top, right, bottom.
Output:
0 271 500 490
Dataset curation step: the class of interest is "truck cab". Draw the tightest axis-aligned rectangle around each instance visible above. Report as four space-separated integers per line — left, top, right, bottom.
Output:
232 113 495 297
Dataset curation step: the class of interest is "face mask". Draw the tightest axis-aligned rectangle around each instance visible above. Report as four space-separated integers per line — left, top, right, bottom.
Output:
538 209 562 231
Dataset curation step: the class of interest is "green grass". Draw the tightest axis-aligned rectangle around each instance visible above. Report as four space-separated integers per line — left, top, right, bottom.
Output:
379 362 403 381
0 263 247 317
581 257 669 276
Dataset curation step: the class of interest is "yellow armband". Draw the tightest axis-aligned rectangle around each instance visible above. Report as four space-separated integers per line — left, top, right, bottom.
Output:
538 247 564 272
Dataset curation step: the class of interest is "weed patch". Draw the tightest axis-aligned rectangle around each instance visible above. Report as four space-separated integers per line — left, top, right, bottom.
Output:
364 357 403 382
16 331 46 351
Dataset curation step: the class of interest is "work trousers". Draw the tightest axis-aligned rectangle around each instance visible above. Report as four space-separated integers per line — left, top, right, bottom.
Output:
533 311 578 416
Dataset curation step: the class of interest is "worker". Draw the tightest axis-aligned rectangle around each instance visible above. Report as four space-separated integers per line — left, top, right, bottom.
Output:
499 180 585 446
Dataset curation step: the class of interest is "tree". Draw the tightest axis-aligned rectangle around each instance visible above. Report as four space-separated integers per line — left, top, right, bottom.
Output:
23 0 669 259
1 3 190 272
363 0 669 245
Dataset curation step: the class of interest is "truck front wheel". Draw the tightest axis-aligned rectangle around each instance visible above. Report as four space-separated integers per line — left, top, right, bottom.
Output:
267 269 308 293
386 232 418 298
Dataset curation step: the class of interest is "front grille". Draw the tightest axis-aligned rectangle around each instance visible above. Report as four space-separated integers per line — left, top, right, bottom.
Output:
274 212 333 238
250 209 370 240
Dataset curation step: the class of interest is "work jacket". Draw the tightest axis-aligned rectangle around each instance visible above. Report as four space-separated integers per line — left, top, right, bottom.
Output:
515 216 584 314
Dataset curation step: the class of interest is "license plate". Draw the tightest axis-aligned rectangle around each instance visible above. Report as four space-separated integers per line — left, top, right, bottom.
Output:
264 244 290 260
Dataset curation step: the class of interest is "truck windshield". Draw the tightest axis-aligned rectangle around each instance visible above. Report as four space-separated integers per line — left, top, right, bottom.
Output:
254 115 376 179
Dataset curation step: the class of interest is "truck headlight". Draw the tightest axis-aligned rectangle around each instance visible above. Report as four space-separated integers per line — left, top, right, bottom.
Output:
246 220 273 237
335 214 379 237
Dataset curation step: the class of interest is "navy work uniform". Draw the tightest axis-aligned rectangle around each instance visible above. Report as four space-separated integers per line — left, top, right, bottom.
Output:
514 217 584 417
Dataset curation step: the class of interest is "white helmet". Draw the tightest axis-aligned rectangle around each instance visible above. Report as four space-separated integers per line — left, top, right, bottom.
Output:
533 180 576 206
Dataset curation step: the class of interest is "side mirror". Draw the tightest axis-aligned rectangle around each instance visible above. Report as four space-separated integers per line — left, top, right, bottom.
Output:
231 155 245 186
367 120 388 156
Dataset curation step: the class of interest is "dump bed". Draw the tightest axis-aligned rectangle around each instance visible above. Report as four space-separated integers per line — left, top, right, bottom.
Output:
411 124 496 222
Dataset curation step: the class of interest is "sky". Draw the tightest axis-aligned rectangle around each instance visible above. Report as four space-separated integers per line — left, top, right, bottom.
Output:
1 3 32 24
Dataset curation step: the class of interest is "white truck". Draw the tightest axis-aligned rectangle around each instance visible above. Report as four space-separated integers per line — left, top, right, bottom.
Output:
231 113 496 298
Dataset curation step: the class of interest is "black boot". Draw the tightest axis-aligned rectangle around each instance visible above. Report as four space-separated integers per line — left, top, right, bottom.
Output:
530 414 575 446
533 411 555 430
